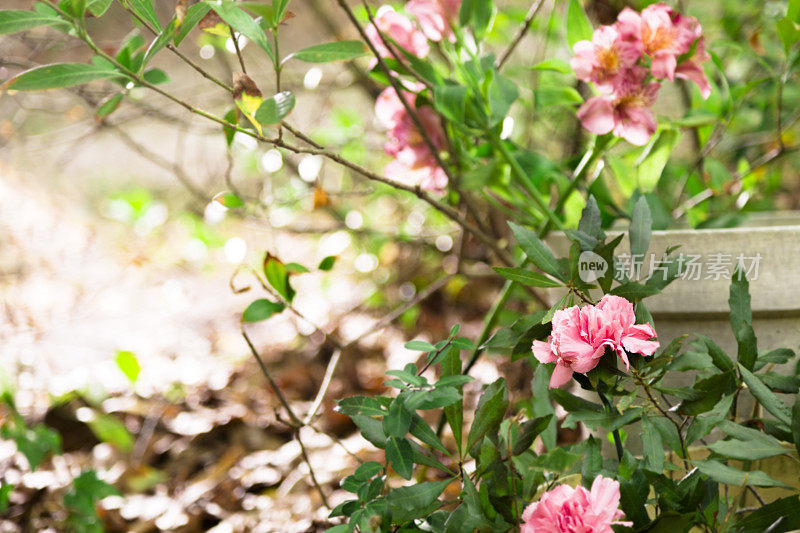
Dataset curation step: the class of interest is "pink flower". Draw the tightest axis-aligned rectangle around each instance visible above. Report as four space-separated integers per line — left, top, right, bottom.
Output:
375 87 447 192
365 6 430 63
675 37 712 99
577 66 660 146
406 0 461 42
593 294 659 369
521 476 631 533
533 306 605 388
532 294 659 388
618 5 701 81
571 24 643 91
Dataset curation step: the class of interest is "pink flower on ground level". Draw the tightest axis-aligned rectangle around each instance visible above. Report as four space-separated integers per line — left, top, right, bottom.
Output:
365 6 430 63
375 87 448 192
577 66 660 146
571 24 643 91
406 0 461 42
532 294 659 388
521 476 631 533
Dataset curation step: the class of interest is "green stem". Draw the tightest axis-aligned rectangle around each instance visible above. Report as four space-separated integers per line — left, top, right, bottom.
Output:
596 388 624 462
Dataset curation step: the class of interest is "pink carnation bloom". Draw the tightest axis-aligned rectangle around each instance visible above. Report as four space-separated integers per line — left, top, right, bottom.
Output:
521 476 631 533
577 66 660 146
365 6 430 63
406 0 461 42
618 4 701 81
593 294 660 370
533 306 605 388
532 294 659 388
375 87 448 192
571 24 643 91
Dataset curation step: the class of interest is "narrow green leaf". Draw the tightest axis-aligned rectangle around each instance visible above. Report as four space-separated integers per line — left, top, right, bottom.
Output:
0 10 62 34
738 363 792 425
512 415 553 456
565 0 593 48
387 478 451 515
6 63 121 91
730 265 756 370
492 267 562 287
175 2 210 45
383 399 412 438
405 340 436 352
127 0 162 31
263 254 295 302
433 84 468 123
641 415 664 471
629 196 652 259
693 459 790 488
142 18 178 67
531 58 571 73
204 0 274 59
288 40 367 63
637 129 679 192
734 496 800 533
441 348 463 453
87 0 113 17
609 282 660 301
242 298 285 322
467 378 508 450
385 437 414 480
508 222 565 281
336 396 386 417
95 92 124 118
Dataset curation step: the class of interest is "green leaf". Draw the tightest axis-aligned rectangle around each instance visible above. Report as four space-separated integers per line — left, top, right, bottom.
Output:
531 58 571 73
409 415 448 454
87 0 113 17
95 92 124 119
204 0 274 60
271 0 291 26
354 461 382 481
734 496 800 533
738 363 792 426
696 334 734 372
508 222 565 281
641 415 665 472
175 2 211 45
142 18 178 67
565 0 593 48
577 195 605 242
492 267 562 287
255 91 296 125
0 10 62 35
487 71 518 125
609 282 660 301
459 0 496 40
637 129 679 192
512 415 553 456
337 396 386 417
387 478 451 518
318 255 336 271
242 299 285 322
351 415 387 448
708 420 788 460
777 17 800 54
86 413 134 452
263 254 295 302
1 414 61 471
467 378 508 450
212 191 244 208
434 84 468 124
441 348 464 453
693 459 790 488
0 482 11 514
127 0 162 31
404 340 436 352
5 63 121 91
383 399 412 438
534 85 583 107
288 40 367 63
550 388 603 413
142 67 169 85
114 350 140 384
385 437 414 480
532 365 557 449
793 395 800 459
730 265 756 370
629 196 652 259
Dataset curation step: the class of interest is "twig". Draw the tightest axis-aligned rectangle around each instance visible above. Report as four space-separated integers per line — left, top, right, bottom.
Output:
496 0 547 70
296 429 331 508
230 26 248 74
634 370 690 470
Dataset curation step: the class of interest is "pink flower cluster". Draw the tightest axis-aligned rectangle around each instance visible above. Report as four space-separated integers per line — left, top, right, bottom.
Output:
365 1 461 60
366 1 461 192
572 4 711 145
522 476 631 533
375 85 448 192
532 295 659 389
